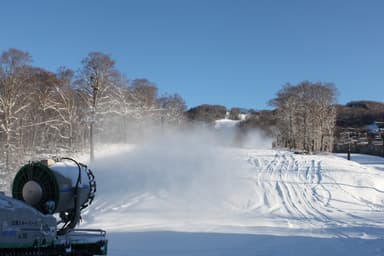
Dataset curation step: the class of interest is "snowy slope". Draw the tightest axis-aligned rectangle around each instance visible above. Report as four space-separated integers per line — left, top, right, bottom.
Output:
214 119 240 129
82 140 384 255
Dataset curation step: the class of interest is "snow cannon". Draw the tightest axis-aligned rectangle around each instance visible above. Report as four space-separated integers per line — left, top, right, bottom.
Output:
0 158 107 255
12 158 96 234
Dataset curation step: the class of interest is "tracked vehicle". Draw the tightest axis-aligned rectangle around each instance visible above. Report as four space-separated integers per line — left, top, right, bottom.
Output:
0 158 107 255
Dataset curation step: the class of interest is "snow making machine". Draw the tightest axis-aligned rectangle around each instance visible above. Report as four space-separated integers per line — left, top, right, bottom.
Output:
0 158 107 256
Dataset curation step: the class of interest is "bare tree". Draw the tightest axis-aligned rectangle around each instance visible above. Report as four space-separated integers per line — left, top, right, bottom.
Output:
157 93 187 125
0 49 32 171
25 68 64 152
312 82 337 151
270 81 337 152
49 68 85 151
77 52 122 161
130 79 159 116
269 84 300 149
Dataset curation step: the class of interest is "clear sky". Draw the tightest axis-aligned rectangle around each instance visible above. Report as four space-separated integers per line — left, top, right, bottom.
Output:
1 0 384 110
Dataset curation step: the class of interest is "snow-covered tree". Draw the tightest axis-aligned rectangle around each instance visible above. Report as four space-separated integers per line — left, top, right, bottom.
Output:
0 49 32 171
157 93 187 125
49 68 85 151
24 68 63 152
129 79 159 118
270 81 337 152
76 52 123 160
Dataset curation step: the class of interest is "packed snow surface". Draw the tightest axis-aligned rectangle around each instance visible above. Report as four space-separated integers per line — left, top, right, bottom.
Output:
83 141 384 255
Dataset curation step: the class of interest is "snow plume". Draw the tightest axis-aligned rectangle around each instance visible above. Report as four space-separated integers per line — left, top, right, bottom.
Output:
214 119 273 149
238 129 273 149
84 125 274 231
91 127 241 215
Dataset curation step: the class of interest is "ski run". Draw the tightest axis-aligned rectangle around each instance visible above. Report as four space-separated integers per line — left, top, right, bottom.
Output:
79 142 384 255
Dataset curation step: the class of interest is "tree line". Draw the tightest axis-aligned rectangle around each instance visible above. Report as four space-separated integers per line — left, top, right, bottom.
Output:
0 48 340 188
0 48 186 177
183 81 338 153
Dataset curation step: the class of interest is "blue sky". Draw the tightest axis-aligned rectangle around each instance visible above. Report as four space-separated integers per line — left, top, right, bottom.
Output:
1 0 384 109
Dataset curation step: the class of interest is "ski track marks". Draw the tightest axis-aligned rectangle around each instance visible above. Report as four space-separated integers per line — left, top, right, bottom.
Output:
85 148 384 239
245 151 384 230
